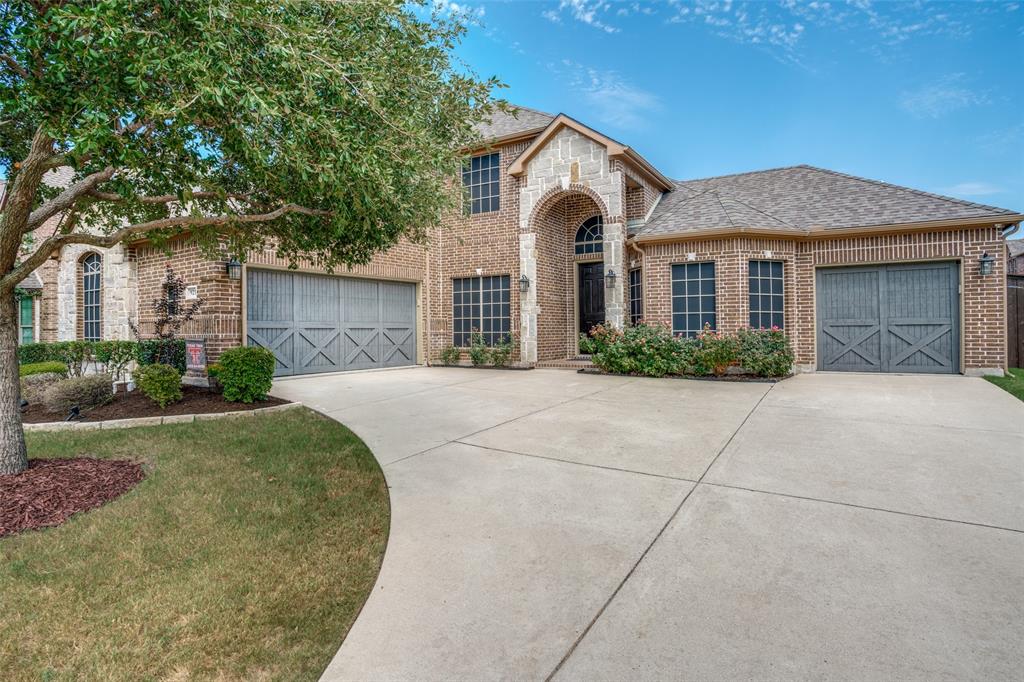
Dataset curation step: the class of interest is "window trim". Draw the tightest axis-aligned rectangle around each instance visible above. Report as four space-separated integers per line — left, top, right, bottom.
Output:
452 274 511 347
671 261 717 338
81 252 102 341
462 152 501 215
747 260 785 330
574 215 604 255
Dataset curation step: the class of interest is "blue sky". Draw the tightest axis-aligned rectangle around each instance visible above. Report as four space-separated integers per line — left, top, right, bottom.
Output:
445 0 1024 213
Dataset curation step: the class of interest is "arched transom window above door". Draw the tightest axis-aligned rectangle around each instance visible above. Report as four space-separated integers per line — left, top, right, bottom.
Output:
574 216 603 255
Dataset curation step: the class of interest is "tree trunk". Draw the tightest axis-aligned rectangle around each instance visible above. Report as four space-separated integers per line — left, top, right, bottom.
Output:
0 293 28 475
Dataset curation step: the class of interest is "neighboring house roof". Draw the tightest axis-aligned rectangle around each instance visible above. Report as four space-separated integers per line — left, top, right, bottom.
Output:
475 105 555 143
638 165 1021 239
17 271 43 290
1008 239 1024 259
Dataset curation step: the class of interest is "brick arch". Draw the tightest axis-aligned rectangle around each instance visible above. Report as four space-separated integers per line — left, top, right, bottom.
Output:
527 184 611 234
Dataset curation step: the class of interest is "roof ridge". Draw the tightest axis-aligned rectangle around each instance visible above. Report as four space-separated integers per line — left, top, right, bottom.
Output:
799 165 1016 216
507 104 555 118
671 164 808 185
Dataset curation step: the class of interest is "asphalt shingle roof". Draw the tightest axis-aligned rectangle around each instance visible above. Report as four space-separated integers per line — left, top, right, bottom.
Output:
1008 239 1024 259
639 165 1019 237
475 105 555 142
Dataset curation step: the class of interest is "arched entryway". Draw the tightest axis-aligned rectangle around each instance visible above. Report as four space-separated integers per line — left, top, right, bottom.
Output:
521 186 623 363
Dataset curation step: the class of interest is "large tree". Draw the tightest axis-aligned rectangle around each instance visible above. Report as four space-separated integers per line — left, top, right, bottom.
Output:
0 0 500 474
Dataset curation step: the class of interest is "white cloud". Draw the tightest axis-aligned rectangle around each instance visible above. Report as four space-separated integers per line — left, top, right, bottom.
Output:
560 60 661 129
940 182 1005 197
542 0 621 34
899 74 991 118
432 0 485 20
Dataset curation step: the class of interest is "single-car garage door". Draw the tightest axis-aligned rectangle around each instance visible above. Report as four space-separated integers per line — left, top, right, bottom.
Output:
246 269 417 376
816 261 959 374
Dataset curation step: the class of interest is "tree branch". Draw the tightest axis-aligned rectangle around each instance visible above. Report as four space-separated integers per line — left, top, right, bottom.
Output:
3 203 331 291
86 189 253 205
0 54 29 79
24 167 116 231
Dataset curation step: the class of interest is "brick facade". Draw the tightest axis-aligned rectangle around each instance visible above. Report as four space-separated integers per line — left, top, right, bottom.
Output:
640 227 1007 372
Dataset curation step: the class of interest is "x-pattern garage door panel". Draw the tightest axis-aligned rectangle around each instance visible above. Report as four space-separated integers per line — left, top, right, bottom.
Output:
816 262 958 374
247 269 417 376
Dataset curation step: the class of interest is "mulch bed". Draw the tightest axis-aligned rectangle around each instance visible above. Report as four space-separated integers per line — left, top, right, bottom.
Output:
0 458 145 538
21 385 288 424
577 368 790 383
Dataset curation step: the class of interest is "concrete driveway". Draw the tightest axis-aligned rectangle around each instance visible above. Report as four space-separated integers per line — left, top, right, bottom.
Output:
270 368 1024 681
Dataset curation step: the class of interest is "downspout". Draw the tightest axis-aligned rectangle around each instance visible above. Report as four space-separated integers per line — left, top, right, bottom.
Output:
1001 222 1020 239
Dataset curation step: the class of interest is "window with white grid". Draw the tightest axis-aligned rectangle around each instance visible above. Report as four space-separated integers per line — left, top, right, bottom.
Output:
671 262 716 337
452 275 510 346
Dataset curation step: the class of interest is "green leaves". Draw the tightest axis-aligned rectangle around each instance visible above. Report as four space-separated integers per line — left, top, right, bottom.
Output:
1 0 500 271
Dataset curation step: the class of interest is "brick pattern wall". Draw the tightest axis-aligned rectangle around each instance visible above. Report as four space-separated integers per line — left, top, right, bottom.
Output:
641 227 1007 371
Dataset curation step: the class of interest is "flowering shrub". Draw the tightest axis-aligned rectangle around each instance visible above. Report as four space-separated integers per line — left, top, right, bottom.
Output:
488 335 515 367
736 326 794 377
692 325 739 376
588 322 793 378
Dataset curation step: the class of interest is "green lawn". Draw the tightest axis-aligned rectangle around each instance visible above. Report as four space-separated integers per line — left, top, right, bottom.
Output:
0 409 389 681
985 367 1024 402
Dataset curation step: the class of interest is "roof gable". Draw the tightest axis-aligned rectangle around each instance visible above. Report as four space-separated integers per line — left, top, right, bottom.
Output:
473 106 555 144
507 114 673 191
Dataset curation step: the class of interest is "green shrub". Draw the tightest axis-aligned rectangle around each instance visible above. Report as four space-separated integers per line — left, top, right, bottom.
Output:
18 342 63 365
136 363 183 408
94 340 137 382
489 336 514 367
207 362 223 379
737 327 794 377
19 361 68 378
692 325 738 376
42 373 113 414
468 331 489 366
20 372 64 404
219 346 276 403
136 339 186 374
439 345 460 366
578 333 597 355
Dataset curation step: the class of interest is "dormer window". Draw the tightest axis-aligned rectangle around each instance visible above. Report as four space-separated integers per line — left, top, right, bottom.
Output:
462 152 500 214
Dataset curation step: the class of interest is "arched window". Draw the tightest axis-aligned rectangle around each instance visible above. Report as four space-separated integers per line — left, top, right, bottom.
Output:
574 216 603 255
82 253 102 341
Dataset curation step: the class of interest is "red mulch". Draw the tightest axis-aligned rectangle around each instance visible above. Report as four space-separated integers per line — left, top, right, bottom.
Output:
0 458 145 538
21 384 288 423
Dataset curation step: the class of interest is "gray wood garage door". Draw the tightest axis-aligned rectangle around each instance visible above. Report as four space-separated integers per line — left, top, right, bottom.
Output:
816 262 959 374
246 269 417 376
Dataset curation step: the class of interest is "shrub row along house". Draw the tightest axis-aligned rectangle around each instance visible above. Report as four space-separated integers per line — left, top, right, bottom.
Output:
10 107 1022 377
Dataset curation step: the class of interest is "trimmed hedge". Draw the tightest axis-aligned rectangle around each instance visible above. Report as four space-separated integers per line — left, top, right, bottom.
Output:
17 342 64 365
136 339 186 375
136 363 183 408
218 346 276 403
20 361 69 378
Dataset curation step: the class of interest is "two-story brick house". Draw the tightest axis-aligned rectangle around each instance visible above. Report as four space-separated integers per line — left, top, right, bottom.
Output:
17 106 1023 376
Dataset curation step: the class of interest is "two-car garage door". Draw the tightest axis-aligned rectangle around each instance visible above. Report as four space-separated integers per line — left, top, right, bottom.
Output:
816 261 959 374
246 269 417 376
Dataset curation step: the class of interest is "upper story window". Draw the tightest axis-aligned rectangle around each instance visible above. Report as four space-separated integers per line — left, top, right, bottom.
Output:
748 260 784 329
462 152 500 214
82 253 102 341
574 216 603 255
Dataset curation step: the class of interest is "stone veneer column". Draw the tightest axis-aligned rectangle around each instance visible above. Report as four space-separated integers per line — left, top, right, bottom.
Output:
519 232 538 364
603 220 625 328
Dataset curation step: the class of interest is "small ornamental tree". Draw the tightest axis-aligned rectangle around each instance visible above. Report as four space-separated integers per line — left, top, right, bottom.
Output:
0 1 502 474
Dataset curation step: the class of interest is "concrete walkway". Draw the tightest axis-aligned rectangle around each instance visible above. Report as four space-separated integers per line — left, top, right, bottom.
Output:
270 368 1024 681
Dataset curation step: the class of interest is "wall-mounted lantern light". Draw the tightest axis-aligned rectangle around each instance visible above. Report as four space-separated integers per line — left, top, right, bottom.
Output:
605 269 618 289
226 257 242 281
519 274 531 292
979 252 995 276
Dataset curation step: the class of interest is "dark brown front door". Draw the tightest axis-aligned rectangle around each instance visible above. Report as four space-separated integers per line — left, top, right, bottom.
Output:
578 262 605 336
